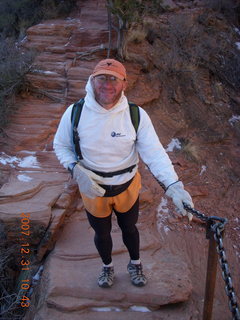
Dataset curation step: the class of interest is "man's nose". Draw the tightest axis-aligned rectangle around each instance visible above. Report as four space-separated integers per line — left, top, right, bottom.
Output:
102 80 114 87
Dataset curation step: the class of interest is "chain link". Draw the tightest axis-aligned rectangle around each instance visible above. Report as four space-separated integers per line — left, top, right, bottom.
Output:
184 204 240 320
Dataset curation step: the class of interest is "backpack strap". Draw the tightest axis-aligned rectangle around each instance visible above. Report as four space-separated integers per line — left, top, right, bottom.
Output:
71 99 140 163
129 102 140 134
71 98 84 161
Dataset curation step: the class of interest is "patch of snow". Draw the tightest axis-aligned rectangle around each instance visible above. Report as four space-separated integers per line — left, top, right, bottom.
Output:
0 153 21 166
0 153 41 169
234 27 240 35
31 69 57 75
157 197 169 214
43 71 57 75
164 225 171 233
29 265 44 296
232 244 240 260
17 174 33 182
200 165 207 176
32 265 44 283
19 150 36 155
91 307 121 312
235 42 240 50
18 156 40 168
92 306 151 313
165 138 181 152
156 198 170 234
229 115 240 126
130 306 151 312
20 36 27 43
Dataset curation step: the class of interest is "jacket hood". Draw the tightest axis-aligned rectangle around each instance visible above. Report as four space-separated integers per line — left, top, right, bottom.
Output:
84 76 128 114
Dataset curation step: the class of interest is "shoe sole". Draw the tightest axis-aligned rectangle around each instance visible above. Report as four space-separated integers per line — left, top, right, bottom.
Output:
98 282 113 288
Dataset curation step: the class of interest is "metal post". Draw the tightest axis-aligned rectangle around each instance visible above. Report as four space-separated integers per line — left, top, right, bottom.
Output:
203 221 218 320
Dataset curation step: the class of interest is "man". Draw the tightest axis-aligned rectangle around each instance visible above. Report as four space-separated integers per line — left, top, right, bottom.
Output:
53 59 193 288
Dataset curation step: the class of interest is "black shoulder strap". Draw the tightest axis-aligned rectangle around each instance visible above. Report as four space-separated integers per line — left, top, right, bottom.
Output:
71 98 84 160
71 99 140 161
129 102 140 134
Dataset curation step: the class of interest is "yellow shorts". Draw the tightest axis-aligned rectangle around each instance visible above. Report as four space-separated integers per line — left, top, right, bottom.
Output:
81 172 141 218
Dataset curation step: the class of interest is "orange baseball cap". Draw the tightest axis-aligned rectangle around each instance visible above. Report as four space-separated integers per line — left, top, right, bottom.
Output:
92 59 127 80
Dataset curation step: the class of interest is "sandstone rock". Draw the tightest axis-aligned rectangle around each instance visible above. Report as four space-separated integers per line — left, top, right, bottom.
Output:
161 0 179 11
0 1 239 320
31 215 192 318
139 188 154 209
31 307 192 320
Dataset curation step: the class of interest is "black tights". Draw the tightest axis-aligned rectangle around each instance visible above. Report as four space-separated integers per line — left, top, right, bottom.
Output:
86 198 140 265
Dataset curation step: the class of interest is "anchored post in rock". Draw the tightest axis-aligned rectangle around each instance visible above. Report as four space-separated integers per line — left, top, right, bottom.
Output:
203 220 221 320
183 205 238 319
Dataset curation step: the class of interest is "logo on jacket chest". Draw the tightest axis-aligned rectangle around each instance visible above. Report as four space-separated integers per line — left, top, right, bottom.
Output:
111 131 126 137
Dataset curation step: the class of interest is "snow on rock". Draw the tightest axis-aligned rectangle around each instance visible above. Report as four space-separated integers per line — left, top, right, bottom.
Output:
0 153 21 167
91 307 121 312
18 155 40 168
200 165 207 176
0 152 40 169
91 305 151 312
165 138 182 152
19 150 36 155
229 115 240 126
17 174 33 182
130 306 151 312
234 27 240 35
31 69 59 75
235 42 240 50
156 198 170 235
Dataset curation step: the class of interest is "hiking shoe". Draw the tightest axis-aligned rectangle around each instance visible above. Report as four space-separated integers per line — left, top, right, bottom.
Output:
127 262 147 287
98 266 114 288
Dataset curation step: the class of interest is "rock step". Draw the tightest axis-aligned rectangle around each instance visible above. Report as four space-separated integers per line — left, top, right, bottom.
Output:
66 29 109 48
80 7 108 29
67 66 92 80
12 99 66 115
3 140 51 154
6 119 59 130
26 74 66 90
35 218 192 319
26 20 79 37
9 117 61 125
35 53 66 63
26 34 68 45
30 64 67 76
4 128 55 141
36 306 191 320
24 18 109 53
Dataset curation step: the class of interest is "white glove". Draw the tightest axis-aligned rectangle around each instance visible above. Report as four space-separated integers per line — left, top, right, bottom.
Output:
73 163 106 199
165 181 194 221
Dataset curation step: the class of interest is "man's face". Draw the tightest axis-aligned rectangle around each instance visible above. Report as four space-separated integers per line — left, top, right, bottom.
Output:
91 75 127 109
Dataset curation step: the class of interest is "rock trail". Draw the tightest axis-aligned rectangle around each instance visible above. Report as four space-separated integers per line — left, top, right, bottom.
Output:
0 1 209 319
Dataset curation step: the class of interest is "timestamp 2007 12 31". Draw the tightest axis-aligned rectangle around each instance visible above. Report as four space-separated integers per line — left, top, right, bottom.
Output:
19 212 31 308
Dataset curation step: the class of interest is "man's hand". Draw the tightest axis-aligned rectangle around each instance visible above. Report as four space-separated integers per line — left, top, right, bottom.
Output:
73 163 106 199
165 181 194 221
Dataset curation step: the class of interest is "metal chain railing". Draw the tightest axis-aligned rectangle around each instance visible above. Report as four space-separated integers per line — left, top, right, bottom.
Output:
184 204 240 320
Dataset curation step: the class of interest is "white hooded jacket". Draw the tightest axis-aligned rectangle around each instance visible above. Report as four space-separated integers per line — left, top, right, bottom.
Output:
53 77 178 187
